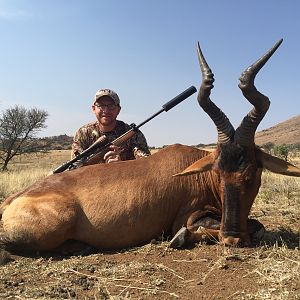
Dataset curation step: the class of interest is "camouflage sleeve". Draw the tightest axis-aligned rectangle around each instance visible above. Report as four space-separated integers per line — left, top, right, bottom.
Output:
71 128 88 159
131 130 151 159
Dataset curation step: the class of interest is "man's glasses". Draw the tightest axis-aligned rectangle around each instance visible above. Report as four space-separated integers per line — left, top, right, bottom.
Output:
94 103 117 111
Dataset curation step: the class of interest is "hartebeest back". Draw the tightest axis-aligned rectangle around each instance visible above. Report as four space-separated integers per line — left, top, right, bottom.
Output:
0 40 300 258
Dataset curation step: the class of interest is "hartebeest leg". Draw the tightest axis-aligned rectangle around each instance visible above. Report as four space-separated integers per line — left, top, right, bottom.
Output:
0 191 24 217
169 215 265 248
169 225 220 249
169 210 221 248
1 195 79 252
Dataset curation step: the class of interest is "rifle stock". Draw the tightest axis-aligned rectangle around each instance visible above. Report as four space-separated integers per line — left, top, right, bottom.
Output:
81 127 137 166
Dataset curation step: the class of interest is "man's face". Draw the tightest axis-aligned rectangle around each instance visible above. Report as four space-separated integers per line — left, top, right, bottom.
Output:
92 96 121 127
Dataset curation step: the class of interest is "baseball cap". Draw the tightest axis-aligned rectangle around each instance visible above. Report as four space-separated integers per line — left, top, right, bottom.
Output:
93 89 120 106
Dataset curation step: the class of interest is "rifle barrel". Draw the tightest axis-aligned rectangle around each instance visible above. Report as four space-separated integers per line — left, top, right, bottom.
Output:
136 86 197 129
162 86 197 112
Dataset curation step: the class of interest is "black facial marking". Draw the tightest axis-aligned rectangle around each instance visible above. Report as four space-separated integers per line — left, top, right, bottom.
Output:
223 184 240 236
218 144 250 173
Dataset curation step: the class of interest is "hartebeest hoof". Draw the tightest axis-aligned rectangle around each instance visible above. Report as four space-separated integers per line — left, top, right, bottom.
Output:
169 227 189 249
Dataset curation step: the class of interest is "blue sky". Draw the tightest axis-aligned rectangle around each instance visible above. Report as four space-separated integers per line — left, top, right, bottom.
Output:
0 1 299 147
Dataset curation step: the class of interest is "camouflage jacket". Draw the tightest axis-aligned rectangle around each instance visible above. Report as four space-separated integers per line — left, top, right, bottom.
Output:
71 120 150 162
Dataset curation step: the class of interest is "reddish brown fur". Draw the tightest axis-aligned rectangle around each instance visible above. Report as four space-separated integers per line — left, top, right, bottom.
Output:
1 142 298 252
1 144 225 251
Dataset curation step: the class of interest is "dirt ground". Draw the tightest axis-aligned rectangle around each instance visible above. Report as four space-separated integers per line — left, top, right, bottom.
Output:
0 224 299 300
0 243 262 300
1 154 299 299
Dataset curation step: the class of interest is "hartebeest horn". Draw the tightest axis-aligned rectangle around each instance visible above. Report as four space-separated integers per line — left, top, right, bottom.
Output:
197 42 235 144
235 39 283 146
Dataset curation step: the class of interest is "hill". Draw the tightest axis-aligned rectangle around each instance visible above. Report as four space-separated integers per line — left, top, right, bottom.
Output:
37 134 73 150
255 115 300 146
38 115 300 150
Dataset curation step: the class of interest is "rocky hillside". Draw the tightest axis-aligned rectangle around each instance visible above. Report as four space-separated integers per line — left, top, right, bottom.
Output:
255 115 300 146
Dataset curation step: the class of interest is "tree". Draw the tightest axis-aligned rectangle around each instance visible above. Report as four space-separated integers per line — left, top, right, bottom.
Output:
0 105 49 171
273 144 290 161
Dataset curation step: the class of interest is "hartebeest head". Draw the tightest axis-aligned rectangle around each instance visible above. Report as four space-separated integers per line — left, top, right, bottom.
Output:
176 39 300 246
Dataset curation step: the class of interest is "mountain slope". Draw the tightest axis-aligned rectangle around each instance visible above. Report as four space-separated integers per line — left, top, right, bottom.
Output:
255 115 300 145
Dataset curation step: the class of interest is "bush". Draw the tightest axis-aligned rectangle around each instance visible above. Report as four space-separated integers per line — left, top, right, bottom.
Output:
273 144 290 161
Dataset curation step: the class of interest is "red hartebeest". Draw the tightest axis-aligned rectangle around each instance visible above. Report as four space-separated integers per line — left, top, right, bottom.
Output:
0 39 300 256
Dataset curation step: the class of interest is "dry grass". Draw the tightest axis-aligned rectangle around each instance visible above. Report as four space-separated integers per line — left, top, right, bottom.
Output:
0 150 70 201
6 150 71 171
243 244 300 300
247 161 300 299
0 150 299 299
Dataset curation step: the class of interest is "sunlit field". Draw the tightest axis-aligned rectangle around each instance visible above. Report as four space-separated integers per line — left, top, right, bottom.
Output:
0 150 70 200
0 149 299 299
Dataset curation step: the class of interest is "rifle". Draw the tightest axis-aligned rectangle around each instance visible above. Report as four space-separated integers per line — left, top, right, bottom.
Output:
52 86 197 174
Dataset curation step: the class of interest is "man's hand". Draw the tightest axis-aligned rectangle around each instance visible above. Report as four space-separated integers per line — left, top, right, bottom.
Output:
103 145 122 163
133 147 150 159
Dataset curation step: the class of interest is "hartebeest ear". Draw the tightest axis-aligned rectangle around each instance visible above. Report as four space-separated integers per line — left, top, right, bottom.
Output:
258 150 300 177
173 152 215 176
